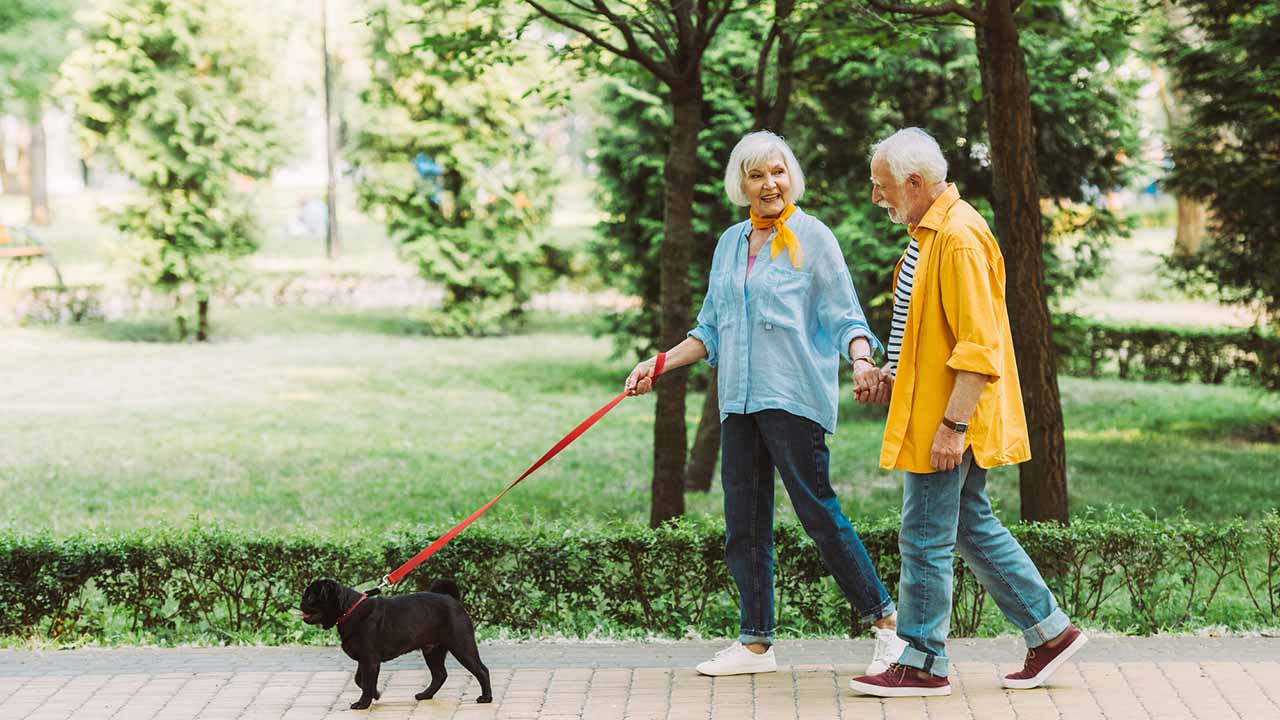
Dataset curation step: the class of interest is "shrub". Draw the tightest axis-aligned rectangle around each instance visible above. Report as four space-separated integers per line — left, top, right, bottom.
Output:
3 513 1278 645
1054 313 1280 390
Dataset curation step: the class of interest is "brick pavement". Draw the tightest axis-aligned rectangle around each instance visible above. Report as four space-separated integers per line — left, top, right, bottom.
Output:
1 637 1277 719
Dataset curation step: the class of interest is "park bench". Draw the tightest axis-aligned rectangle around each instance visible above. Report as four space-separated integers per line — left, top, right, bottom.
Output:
0 223 63 287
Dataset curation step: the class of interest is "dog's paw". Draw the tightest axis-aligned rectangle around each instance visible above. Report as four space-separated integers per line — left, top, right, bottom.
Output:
350 698 372 710
476 694 493 704
373 689 381 700
414 691 435 701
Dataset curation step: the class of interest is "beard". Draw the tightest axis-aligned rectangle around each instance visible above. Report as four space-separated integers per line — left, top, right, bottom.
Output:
879 201 904 225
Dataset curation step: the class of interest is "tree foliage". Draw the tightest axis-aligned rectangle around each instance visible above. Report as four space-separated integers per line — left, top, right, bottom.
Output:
1161 0 1280 325
0 0 77 116
62 0 286 340
353 0 562 335
593 2 1140 352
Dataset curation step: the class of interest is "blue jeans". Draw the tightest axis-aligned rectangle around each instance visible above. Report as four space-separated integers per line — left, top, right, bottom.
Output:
721 410 895 645
897 450 1070 677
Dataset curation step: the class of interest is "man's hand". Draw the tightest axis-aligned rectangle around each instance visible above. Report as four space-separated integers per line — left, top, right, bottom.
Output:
852 361 880 404
930 422 966 472
869 366 893 405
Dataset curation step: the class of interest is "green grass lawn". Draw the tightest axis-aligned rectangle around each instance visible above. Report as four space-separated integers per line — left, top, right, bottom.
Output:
3 305 1277 537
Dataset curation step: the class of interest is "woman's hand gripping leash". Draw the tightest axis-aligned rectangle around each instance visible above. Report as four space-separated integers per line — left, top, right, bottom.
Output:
625 352 667 397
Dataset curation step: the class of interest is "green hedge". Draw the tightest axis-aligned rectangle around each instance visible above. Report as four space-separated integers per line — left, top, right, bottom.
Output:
4 513 1278 645
1054 313 1280 390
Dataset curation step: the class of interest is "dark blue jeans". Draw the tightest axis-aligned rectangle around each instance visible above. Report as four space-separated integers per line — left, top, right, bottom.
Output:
721 409 895 645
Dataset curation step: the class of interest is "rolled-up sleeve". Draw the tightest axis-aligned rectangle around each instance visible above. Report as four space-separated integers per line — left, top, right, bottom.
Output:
815 249 882 362
941 245 1003 380
688 281 720 368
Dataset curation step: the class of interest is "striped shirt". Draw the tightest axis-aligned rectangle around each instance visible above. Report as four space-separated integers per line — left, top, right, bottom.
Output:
886 239 919 371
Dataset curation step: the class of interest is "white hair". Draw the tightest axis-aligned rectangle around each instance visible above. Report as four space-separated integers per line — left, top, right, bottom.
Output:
870 127 948 184
724 131 806 207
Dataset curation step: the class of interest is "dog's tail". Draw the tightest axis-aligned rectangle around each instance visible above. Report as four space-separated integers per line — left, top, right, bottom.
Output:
428 579 461 601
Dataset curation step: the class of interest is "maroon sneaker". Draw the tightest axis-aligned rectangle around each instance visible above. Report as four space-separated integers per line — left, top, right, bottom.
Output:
848 663 951 697
1003 625 1089 689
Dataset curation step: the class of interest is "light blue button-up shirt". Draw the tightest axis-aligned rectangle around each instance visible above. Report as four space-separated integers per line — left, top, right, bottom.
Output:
687 207 881 434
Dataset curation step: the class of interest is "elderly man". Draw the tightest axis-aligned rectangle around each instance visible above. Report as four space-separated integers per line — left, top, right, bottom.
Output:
847 128 1087 698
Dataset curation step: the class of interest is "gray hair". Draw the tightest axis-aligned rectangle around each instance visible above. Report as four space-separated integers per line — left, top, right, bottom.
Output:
870 127 948 184
724 131 806 207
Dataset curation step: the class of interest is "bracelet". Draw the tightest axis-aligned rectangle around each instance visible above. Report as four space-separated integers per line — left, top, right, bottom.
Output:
851 354 876 369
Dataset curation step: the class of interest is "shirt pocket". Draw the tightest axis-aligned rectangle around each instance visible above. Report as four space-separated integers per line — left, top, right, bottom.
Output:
760 264 814 332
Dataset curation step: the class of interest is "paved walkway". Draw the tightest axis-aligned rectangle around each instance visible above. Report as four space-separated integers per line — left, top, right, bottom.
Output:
1 637 1277 719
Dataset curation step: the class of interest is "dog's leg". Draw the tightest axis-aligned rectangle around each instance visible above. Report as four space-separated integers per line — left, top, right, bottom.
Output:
415 646 448 701
353 665 382 702
448 638 492 703
351 659 381 710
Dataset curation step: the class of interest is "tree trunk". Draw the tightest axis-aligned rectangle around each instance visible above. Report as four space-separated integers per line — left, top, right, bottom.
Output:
1149 58 1207 258
651 83 702 527
1173 195 1207 257
321 0 340 259
685 368 720 491
975 0 1068 525
0 121 21 195
29 110 51 226
14 123 31 195
752 0 796 132
687 0 800 495
196 297 210 342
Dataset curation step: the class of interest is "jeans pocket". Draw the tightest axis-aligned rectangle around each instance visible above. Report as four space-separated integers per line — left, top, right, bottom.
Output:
761 264 813 331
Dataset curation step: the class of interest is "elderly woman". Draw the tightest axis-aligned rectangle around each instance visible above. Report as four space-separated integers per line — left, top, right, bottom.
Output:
625 131 905 677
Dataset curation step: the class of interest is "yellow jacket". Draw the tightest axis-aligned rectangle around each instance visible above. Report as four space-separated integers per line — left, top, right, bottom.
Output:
879 184 1031 472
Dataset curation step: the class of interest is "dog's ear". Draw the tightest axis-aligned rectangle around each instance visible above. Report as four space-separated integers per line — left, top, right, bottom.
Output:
320 579 339 607
319 579 343 628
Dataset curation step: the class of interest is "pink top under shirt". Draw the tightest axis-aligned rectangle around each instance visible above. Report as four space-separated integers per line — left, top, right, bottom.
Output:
746 254 758 282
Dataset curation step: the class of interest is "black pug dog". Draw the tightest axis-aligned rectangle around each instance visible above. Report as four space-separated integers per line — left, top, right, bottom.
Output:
299 578 493 709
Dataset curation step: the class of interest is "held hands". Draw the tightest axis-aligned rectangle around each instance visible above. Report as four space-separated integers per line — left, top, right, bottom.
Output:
930 422 966 472
853 363 893 406
625 357 659 396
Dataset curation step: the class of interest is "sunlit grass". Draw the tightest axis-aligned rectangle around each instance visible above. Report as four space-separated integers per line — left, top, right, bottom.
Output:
2 306 1277 538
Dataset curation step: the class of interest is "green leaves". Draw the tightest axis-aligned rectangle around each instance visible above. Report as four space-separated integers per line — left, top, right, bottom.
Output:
3 514 1278 644
0 0 76 115
353 0 563 335
61 0 287 339
1053 313 1280 389
1161 0 1280 326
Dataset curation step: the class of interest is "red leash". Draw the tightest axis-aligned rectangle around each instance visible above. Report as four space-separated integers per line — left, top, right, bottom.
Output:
335 593 367 625
372 352 667 591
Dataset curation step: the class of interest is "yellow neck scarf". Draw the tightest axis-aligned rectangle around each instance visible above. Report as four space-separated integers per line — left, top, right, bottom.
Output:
750 203 803 269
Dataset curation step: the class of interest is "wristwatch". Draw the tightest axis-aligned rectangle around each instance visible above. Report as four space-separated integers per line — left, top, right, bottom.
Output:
941 417 969 433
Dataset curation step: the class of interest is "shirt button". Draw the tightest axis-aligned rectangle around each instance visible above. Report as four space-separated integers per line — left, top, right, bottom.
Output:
765 323 773 330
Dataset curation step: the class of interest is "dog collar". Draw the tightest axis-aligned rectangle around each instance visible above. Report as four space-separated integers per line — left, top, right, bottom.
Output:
335 593 368 625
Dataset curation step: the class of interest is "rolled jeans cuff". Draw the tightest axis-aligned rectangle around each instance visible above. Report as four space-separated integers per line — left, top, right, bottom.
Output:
1024 608 1070 648
896 644 948 678
738 629 773 646
859 598 896 625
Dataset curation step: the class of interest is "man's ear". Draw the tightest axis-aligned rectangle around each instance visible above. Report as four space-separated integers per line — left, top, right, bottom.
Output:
908 172 924 189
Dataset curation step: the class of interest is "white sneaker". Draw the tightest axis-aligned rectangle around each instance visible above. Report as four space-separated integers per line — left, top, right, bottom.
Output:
695 642 778 676
866 627 908 675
